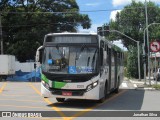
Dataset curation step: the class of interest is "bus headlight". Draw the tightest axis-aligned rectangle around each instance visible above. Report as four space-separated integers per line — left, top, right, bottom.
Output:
42 80 45 85
93 81 98 87
86 81 98 92
42 80 50 90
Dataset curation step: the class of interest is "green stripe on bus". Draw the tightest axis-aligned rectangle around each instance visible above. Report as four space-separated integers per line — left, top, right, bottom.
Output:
41 74 49 83
52 81 66 89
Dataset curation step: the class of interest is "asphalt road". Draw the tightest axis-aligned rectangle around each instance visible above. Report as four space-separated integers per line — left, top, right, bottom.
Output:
0 81 160 120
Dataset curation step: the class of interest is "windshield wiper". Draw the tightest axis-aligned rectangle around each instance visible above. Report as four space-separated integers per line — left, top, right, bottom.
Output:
87 57 90 66
91 48 98 68
75 44 88 67
75 44 89 60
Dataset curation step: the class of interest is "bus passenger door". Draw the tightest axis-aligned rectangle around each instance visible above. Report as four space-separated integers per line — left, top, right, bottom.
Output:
107 47 112 91
114 51 118 88
110 50 115 89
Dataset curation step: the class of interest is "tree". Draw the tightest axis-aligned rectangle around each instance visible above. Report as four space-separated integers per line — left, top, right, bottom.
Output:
126 46 144 78
109 0 160 49
0 0 91 62
108 0 160 79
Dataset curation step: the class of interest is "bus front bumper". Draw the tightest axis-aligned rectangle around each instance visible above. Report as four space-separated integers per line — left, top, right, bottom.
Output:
41 82 100 100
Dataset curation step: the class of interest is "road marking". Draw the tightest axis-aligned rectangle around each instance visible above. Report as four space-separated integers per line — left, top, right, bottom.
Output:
133 84 137 88
0 98 44 103
130 80 144 84
121 83 128 88
68 89 127 119
1 94 40 97
0 104 52 110
42 118 63 120
29 83 127 119
0 82 7 94
28 83 69 120
151 81 155 84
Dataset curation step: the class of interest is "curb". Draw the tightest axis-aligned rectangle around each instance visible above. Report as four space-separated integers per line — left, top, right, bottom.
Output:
124 79 160 90
129 80 154 90
135 87 156 90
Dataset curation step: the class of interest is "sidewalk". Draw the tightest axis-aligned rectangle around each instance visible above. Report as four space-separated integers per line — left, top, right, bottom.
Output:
125 77 160 90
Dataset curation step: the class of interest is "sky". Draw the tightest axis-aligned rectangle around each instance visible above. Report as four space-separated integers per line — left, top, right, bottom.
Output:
76 0 160 32
76 0 160 50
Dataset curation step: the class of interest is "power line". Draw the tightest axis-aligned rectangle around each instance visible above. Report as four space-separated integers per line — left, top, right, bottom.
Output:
1 6 160 14
1 21 85 28
2 16 160 28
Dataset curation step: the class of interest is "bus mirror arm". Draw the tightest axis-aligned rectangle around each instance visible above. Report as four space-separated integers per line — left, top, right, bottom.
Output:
36 51 40 62
36 46 44 63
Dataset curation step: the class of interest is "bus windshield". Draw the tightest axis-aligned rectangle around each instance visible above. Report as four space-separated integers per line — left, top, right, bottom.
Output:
42 46 98 74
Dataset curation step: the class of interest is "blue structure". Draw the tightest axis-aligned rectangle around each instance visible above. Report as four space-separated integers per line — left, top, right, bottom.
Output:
7 68 41 82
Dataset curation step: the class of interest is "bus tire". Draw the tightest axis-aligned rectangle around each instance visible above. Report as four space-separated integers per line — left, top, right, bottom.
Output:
56 98 65 102
114 87 119 93
115 79 120 93
98 82 108 103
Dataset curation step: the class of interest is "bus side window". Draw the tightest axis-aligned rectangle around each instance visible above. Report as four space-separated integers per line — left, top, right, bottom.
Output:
117 52 120 65
105 44 107 51
119 52 122 66
111 50 115 66
121 53 124 66
105 45 109 65
100 41 104 48
107 48 111 65
100 41 105 66
100 47 103 66
102 44 107 65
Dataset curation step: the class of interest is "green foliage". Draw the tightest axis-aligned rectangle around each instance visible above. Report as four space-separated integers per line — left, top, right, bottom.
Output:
126 46 144 78
0 0 91 62
107 0 160 78
127 46 138 78
152 84 160 89
108 0 160 49
123 51 128 67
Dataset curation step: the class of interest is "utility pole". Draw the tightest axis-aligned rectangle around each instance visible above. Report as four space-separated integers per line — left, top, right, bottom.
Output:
143 23 160 85
145 0 151 85
0 12 3 54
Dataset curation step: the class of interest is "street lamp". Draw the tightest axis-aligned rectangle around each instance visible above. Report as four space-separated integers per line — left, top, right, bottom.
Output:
143 22 160 85
110 30 141 81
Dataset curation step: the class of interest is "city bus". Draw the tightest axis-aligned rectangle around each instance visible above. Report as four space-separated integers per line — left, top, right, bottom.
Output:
36 32 124 103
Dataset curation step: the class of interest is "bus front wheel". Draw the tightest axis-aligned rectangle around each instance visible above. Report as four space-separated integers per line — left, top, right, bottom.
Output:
56 98 65 102
98 84 108 103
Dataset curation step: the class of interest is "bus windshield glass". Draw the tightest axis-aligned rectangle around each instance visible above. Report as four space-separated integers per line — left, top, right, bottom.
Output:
42 46 98 74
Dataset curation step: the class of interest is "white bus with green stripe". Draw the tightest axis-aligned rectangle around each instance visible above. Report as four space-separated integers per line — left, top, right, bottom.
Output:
36 33 124 103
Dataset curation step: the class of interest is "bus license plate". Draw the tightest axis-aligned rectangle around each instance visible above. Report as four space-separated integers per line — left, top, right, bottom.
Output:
62 91 72 96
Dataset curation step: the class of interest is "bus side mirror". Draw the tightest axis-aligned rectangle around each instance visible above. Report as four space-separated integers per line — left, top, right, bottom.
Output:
36 46 44 64
36 51 40 62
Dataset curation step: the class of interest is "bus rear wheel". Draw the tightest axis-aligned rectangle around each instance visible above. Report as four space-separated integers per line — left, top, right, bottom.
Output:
115 79 120 93
56 98 65 102
114 87 119 93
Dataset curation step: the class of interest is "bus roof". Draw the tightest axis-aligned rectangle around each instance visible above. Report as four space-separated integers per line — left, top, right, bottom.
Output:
44 32 124 52
45 32 97 36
